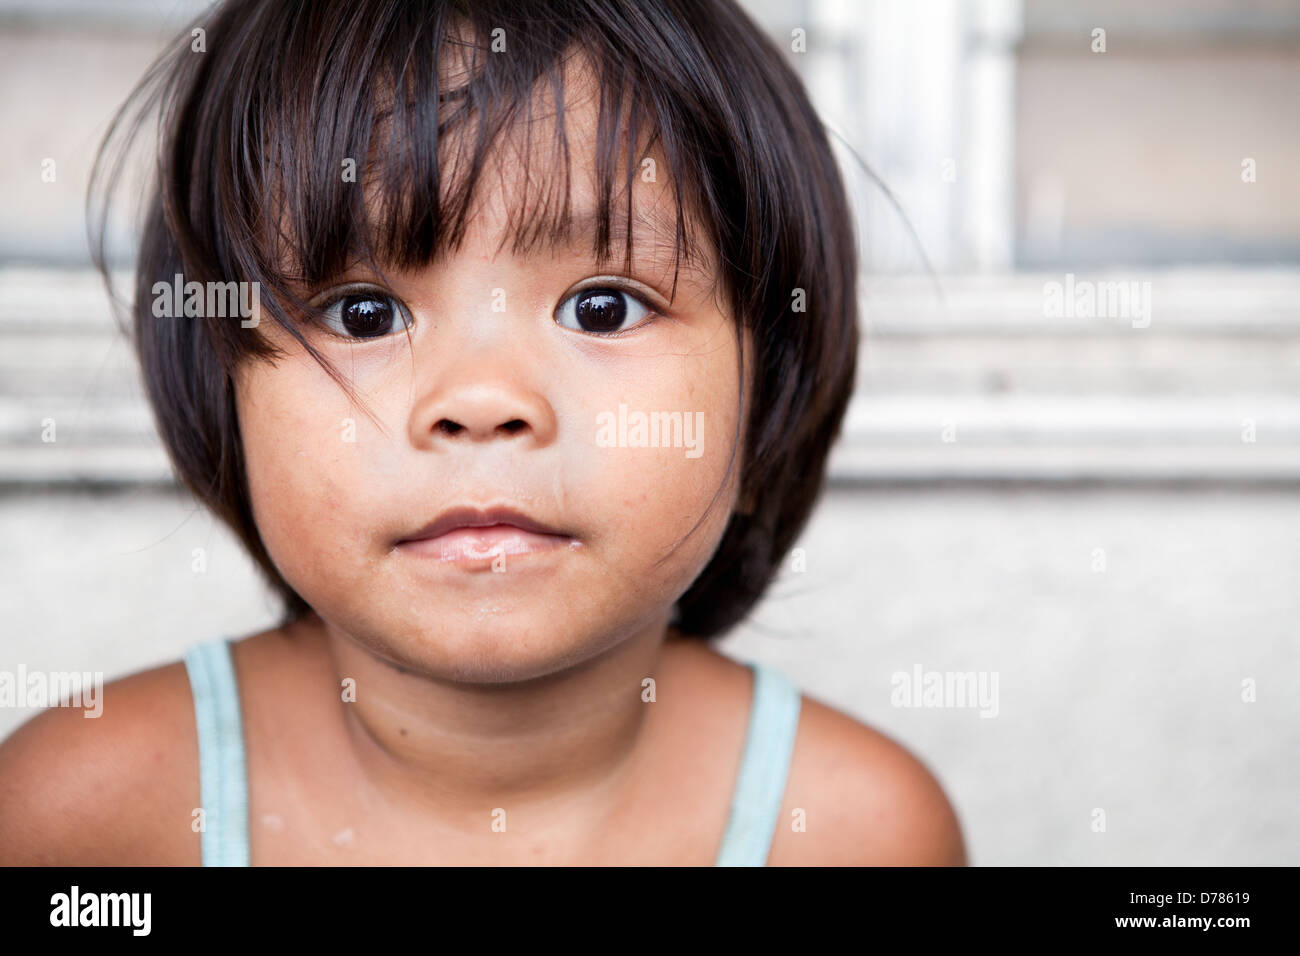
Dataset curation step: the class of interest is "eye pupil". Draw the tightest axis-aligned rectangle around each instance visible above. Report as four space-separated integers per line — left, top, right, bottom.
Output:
574 289 626 333
341 294 393 337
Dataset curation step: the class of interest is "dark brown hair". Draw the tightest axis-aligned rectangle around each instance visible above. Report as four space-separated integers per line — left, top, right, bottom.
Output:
88 0 858 640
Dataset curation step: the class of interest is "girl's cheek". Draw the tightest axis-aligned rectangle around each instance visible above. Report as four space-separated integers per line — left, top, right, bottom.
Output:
580 332 745 570
235 361 367 584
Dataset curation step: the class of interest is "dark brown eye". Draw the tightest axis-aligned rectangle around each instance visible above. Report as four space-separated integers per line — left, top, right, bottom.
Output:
318 290 411 339
556 287 652 335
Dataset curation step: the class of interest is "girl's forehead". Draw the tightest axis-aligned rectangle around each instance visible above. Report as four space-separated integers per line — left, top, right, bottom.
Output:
260 35 722 305
343 64 717 285
454 126 709 271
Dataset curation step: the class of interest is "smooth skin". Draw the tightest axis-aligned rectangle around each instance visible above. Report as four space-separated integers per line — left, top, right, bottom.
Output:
0 62 966 866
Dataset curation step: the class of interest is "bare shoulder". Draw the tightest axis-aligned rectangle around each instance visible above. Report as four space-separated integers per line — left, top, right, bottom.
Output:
773 690 967 866
0 654 201 865
664 636 966 866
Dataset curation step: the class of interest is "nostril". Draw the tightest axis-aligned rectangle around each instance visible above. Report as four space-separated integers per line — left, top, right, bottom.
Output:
500 419 527 435
436 420 464 436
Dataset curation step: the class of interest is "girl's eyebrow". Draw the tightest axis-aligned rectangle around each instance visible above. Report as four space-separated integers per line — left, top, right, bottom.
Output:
547 203 716 283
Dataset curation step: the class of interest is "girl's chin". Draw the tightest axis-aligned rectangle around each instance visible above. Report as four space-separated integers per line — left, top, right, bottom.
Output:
397 632 614 684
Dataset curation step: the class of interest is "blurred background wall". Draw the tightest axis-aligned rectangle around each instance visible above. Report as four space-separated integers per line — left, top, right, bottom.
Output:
1 0 1296 865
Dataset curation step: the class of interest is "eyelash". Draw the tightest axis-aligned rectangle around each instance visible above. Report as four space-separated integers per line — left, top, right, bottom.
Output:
305 279 663 340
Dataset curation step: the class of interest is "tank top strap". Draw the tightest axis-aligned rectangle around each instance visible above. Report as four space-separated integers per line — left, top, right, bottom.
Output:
714 662 803 866
183 637 250 866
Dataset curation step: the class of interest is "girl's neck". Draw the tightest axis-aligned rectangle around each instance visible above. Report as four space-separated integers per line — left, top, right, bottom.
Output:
302 609 682 823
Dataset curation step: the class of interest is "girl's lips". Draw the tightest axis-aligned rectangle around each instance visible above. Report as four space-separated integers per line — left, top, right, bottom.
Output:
396 523 579 564
397 505 570 544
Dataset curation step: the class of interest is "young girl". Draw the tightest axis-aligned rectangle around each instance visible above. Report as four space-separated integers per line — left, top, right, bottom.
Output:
0 0 964 866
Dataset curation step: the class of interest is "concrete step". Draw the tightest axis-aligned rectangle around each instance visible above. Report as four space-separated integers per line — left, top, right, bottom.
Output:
861 270 1300 334
832 394 1300 482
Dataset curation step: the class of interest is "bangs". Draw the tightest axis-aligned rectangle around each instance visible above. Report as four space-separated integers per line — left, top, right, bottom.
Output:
159 0 725 356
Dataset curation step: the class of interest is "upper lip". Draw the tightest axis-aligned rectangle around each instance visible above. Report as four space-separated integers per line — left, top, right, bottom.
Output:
396 506 571 544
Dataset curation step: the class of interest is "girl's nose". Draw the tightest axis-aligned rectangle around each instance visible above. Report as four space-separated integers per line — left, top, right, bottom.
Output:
408 373 558 450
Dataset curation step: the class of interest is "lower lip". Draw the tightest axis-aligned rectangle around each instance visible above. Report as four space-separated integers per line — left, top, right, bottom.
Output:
396 524 578 564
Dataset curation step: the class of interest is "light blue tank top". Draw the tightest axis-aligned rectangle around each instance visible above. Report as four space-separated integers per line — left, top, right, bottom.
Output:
183 637 802 866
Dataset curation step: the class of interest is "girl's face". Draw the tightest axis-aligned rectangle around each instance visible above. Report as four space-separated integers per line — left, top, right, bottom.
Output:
233 90 750 682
